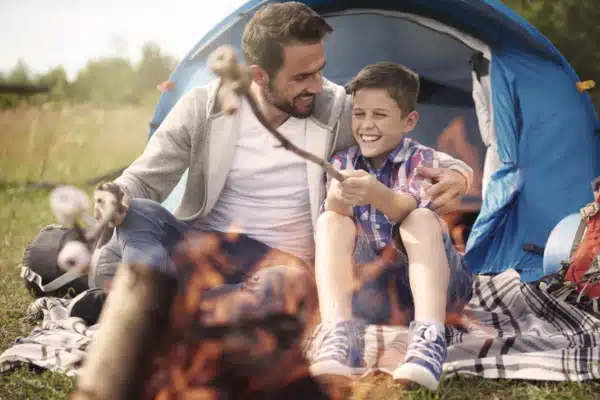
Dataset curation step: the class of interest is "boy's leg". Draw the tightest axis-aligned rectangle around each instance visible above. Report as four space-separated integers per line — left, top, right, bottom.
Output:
314 211 357 322
309 211 364 379
392 208 473 391
402 208 450 326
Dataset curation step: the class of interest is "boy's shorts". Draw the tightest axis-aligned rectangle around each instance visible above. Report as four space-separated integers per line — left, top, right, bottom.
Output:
351 218 474 325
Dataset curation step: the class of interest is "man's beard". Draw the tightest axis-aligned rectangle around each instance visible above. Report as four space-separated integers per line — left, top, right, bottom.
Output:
263 83 314 119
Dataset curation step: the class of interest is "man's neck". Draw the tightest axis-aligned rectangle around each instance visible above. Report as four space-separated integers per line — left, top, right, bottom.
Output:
249 83 290 128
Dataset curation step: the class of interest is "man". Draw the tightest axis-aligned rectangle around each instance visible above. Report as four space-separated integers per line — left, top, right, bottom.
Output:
92 2 473 319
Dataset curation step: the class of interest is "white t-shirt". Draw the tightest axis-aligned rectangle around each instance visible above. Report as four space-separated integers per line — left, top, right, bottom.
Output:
194 98 315 261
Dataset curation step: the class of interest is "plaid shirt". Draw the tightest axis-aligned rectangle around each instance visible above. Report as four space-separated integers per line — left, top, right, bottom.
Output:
321 137 440 251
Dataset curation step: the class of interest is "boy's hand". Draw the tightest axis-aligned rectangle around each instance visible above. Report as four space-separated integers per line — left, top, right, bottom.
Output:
338 170 378 206
325 178 353 215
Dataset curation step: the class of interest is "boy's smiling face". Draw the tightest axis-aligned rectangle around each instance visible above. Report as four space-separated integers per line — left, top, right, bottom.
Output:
351 88 419 168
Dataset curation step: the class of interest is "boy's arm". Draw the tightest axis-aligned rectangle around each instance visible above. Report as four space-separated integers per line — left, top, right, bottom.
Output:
368 181 417 223
113 87 206 202
370 147 440 223
324 184 353 217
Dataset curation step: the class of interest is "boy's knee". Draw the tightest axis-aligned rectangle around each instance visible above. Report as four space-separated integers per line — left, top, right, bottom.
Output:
316 211 356 233
399 208 442 236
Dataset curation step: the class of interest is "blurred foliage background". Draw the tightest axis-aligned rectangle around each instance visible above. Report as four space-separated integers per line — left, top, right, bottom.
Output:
504 0 600 111
0 42 177 110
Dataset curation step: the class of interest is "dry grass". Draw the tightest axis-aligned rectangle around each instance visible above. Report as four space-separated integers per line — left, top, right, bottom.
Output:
1 104 600 399
0 103 149 185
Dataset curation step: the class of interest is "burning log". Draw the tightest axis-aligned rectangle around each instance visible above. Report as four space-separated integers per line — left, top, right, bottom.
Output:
135 232 328 399
71 263 177 400
207 45 346 183
68 229 330 400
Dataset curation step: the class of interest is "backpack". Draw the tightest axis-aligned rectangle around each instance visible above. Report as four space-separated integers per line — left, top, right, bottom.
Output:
21 224 90 298
541 177 600 316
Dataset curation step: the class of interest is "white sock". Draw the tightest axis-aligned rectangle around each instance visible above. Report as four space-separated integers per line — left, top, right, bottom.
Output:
414 318 445 336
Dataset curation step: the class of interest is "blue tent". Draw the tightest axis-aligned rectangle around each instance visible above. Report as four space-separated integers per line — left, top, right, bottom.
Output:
148 0 600 283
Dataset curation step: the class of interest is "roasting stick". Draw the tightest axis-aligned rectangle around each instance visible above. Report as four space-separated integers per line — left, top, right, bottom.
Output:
207 45 346 183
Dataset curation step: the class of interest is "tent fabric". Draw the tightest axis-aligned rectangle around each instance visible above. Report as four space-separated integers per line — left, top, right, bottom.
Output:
467 49 599 282
149 0 600 283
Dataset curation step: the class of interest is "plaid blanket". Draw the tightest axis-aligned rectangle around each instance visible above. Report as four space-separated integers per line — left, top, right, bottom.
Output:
305 269 600 381
3 269 600 382
0 297 97 376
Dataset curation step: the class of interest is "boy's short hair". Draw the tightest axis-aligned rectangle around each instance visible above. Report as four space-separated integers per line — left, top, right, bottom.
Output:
346 62 420 116
242 2 333 77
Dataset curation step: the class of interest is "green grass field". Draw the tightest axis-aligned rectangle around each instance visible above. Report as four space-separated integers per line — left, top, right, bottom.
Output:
1 105 600 399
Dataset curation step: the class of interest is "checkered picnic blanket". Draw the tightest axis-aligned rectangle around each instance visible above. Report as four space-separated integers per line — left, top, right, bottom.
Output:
0 297 97 376
3 269 600 382
305 269 600 381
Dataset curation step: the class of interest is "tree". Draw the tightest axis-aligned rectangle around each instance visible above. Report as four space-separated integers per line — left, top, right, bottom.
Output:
0 60 32 108
135 42 177 99
71 57 137 105
7 59 31 84
503 0 600 111
36 66 69 103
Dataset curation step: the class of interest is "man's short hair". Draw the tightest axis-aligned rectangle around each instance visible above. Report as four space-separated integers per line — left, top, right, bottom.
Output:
241 2 332 76
346 62 420 116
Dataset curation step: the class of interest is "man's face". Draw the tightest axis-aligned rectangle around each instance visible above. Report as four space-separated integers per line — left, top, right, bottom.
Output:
263 40 326 118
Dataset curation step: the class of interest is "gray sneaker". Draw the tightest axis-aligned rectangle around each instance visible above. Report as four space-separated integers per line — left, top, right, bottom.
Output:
309 320 364 378
393 321 447 391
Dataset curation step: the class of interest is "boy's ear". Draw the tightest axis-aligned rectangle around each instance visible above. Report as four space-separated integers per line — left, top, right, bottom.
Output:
250 65 269 87
404 110 420 132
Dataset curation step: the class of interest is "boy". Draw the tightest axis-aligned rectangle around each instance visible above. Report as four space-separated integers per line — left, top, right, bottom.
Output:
309 62 474 391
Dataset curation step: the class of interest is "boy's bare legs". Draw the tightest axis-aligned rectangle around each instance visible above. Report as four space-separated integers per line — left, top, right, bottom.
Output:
309 211 364 378
314 211 356 322
393 208 450 391
402 209 450 324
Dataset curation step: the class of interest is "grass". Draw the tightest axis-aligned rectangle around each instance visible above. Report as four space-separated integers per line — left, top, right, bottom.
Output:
1 104 600 399
0 103 149 399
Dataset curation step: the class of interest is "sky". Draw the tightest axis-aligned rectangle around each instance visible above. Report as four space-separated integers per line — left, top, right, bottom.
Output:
0 0 248 79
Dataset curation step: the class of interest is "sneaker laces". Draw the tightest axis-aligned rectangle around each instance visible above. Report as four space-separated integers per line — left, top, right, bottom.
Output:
405 326 445 372
315 323 350 362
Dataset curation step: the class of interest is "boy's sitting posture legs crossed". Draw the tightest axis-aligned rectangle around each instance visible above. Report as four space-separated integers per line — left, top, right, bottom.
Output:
309 62 473 391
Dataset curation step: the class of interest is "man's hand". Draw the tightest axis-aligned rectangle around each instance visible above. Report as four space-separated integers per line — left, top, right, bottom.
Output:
93 182 132 228
337 169 378 206
417 166 468 215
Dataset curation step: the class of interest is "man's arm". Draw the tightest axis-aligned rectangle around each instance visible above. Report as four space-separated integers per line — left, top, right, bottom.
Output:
114 87 207 202
435 150 473 194
331 94 357 155
334 94 472 187
333 95 473 201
